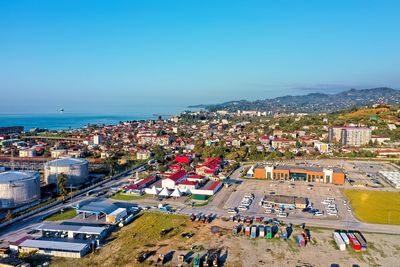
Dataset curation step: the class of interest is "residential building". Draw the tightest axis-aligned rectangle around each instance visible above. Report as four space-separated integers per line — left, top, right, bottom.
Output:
328 126 371 146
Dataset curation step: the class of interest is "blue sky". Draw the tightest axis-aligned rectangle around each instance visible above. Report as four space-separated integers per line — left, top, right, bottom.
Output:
0 0 399 114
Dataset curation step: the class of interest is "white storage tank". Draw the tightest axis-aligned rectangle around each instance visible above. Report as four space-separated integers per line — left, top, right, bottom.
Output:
0 171 41 209
44 158 89 187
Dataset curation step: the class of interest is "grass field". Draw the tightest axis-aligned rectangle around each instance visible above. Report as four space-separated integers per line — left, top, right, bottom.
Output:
45 208 77 221
344 189 400 225
50 212 192 267
110 192 149 201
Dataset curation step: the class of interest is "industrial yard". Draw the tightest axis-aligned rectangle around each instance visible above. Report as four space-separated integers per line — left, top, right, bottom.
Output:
42 212 400 267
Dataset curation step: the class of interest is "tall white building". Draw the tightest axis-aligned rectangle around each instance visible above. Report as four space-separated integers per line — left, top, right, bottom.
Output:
328 126 371 146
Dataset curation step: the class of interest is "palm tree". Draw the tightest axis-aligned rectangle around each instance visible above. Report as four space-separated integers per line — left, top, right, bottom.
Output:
57 173 69 197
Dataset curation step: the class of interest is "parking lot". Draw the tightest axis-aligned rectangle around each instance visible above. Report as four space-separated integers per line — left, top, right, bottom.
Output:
223 179 353 223
342 160 400 190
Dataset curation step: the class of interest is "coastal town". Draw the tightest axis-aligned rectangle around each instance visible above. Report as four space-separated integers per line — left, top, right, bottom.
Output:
0 104 399 266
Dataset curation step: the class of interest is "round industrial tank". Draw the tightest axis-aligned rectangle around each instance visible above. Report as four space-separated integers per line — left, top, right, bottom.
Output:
44 158 89 187
0 171 41 209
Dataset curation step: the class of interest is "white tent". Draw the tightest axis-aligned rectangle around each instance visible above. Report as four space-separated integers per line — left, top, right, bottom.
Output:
170 188 182 198
159 187 171 197
146 186 160 195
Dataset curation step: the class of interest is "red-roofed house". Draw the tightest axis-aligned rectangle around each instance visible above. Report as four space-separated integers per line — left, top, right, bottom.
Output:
168 163 183 172
195 158 222 176
175 155 192 165
376 149 400 156
126 175 158 194
177 180 198 191
271 138 296 149
162 170 188 189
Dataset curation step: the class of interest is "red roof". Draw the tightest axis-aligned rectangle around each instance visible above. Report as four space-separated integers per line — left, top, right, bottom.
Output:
166 170 187 182
371 135 388 138
259 136 269 140
178 180 197 186
188 174 204 179
273 138 293 142
175 155 192 164
126 184 140 190
208 181 222 191
332 126 370 130
377 149 400 153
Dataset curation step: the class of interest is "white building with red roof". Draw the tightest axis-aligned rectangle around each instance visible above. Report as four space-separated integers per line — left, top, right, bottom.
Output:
161 170 188 189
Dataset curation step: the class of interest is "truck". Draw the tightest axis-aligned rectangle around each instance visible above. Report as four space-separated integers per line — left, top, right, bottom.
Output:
245 226 251 236
193 255 201 267
339 231 350 245
354 232 367 251
266 226 272 239
347 233 361 252
250 226 258 238
332 232 346 251
259 226 265 237
118 214 135 227
296 235 306 247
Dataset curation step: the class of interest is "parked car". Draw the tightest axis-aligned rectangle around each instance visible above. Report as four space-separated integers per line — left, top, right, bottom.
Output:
264 209 273 214
277 212 288 218
227 208 238 214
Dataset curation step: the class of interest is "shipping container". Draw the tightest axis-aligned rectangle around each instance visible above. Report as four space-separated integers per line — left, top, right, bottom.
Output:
354 232 367 251
259 226 265 237
251 226 258 238
347 233 361 251
266 226 272 239
245 226 251 236
332 232 346 251
339 232 350 245
296 235 306 247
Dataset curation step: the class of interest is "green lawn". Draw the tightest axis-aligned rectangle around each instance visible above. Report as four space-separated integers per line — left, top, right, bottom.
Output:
344 189 400 225
45 208 77 221
111 192 149 201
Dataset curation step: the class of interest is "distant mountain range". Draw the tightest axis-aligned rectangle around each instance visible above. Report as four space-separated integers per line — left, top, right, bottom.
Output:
190 87 400 114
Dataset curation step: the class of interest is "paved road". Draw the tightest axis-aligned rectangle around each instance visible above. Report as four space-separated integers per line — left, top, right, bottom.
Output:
179 167 400 235
0 165 144 242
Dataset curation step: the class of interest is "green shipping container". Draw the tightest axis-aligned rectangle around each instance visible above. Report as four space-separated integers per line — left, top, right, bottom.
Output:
192 195 209 201
266 226 272 239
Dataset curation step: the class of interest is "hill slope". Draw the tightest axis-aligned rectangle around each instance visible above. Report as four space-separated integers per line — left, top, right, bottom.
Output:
193 87 400 113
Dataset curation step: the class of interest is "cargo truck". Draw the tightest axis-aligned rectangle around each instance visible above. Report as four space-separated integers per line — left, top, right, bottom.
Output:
339 231 350 245
259 226 265 237
245 226 251 236
250 226 258 238
354 232 367 251
266 226 272 239
332 232 346 251
347 233 361 252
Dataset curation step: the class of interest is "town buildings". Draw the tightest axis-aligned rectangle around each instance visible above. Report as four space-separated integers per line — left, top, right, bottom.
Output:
328 126 371 146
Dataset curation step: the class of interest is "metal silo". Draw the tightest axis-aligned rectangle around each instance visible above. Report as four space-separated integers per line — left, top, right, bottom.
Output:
44 158 89 187
0 171 41 209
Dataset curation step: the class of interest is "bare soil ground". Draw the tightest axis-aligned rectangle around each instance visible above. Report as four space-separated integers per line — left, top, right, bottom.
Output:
47 212 400 267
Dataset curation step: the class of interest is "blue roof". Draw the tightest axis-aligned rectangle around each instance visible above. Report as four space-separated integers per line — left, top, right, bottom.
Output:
76 201 118 215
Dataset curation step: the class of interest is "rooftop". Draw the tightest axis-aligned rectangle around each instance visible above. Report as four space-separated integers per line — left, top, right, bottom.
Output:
36 222 107 235
19 239 89 252
76 201 119 215
0 171 38 183
45 157 88 167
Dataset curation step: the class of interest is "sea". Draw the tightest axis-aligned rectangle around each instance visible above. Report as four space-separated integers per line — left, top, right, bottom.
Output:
0 106 192 130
